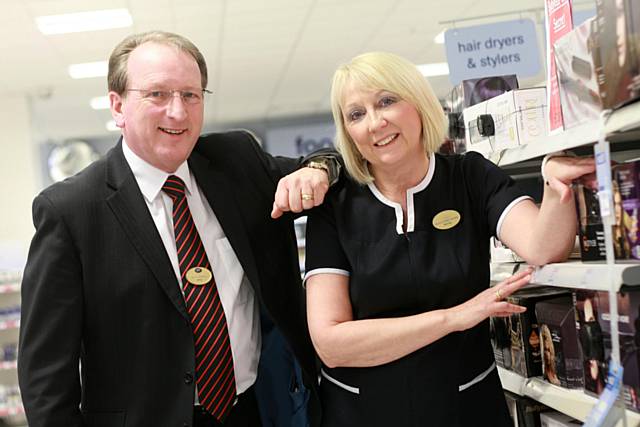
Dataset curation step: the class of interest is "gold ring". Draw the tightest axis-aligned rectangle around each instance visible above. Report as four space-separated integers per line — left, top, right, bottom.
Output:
495 289 503 301
301 193 314 201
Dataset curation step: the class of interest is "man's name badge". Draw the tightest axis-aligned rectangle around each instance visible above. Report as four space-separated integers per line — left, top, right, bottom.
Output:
432 210 461 230
186 267 212 285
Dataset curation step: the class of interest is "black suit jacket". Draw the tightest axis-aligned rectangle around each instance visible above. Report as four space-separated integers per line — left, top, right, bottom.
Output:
18 131 319 427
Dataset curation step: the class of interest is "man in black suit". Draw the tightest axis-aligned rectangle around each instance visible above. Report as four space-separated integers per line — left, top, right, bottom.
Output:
18 31 335 427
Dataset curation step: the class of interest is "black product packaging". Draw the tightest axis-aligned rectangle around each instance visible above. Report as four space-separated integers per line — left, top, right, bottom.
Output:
444 74 519 153
592 0 640 109
574 290 607 397
535 296 584 388
504 391 549 427
491 316 512 369
595 289 640 412
613 160 640 260
506 287 571 378
574 175 632 261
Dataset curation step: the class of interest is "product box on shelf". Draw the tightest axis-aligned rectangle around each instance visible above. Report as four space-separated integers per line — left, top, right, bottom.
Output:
535 296 584 388
539 411 581 427
506 286 571 378
504 391 550 427
491 316 512 369
574 290 607 397
554 18 603 130
574 175 634 261
463 88 547 158
594 288 640 411
614 160 640 259
592 0 640 110
444 75 519 154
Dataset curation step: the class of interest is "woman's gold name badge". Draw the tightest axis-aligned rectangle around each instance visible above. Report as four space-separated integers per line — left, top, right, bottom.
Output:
432 210 461 230
186 267 212 285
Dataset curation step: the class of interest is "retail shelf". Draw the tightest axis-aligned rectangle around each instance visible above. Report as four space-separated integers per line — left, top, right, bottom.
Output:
494 120 601 166
0 283 20 294
529 261 640 291
0 361 16 371
490 262 522 284
0 320 19 331
0 406 23 417
492 101 640 167
498 367 640 425
605 102 640 134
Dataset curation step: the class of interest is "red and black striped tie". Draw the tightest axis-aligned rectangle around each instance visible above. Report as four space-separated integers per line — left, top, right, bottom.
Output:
162 175 237 421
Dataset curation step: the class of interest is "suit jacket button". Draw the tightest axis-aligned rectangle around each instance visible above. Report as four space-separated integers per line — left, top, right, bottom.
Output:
184 372 193 384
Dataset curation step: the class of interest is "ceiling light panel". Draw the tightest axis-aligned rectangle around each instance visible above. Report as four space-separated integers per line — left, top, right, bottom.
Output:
68 61 108 79
36 8 132 35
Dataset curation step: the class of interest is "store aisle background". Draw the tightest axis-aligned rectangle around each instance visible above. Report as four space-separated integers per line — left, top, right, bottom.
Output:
0 1 597 426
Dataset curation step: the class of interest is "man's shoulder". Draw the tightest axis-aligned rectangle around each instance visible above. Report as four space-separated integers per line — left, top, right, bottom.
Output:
38 148 110 208
195 130 260 155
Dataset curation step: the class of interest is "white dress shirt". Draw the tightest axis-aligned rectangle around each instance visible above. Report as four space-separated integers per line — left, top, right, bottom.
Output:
122 140 260 394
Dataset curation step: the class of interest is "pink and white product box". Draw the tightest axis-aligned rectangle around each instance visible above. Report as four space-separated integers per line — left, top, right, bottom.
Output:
554 18 603 130
463 87 548 158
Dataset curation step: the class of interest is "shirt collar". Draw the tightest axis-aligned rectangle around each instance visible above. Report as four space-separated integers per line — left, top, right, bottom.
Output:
121 138 193 203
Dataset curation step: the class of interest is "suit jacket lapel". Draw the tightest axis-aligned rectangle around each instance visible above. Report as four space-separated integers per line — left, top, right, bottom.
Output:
105 140 189 320
189 152 261 297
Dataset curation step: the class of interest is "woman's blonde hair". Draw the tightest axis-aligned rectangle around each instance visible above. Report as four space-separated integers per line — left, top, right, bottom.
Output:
330 52 446 184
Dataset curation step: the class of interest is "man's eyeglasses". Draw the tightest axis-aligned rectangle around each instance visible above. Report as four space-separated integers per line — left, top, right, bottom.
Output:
126 88 212 105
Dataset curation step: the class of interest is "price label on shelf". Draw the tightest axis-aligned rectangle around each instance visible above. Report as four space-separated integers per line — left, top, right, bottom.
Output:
594 140 614 221
584 361 625 427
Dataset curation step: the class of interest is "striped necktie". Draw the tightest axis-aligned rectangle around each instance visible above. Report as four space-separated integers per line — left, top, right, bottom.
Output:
162 175 237 421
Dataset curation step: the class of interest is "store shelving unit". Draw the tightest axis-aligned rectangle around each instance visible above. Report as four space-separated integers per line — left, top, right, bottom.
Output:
490 101 640 425
492 101 640 167
0 272 24 423
498 367 640 426
491 261 640 291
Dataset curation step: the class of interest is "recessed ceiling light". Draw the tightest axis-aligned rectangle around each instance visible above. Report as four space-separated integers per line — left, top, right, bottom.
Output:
417 62 450 77
90 96 110 110
36 8 132 35
68 61 108 79
434 30 446 44
106 120 120 132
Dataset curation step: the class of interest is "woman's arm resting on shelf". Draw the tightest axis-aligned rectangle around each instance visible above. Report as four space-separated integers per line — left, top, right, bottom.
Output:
500 156 596 266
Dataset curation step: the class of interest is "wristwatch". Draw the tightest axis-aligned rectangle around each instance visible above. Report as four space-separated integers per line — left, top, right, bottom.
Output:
305 159 340 186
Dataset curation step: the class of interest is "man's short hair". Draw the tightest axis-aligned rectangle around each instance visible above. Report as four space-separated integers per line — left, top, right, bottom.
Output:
108 31 208 95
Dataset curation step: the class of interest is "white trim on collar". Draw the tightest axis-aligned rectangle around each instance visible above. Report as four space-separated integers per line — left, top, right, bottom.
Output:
367 153 436 235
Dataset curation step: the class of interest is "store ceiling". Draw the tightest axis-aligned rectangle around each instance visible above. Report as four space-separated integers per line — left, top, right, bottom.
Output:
2 0 592 142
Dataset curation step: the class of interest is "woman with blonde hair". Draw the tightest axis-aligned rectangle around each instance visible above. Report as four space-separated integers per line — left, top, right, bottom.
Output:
304 51 595 426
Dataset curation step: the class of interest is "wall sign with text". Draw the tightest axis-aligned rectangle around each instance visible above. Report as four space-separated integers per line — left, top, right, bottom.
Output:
445 19 541 85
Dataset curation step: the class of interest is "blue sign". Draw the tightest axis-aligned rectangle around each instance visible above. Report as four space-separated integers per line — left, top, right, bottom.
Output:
265 123 335 157
445 19 541 85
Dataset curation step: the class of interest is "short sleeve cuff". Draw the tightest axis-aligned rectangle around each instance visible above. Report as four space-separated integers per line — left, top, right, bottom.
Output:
302 268 350 288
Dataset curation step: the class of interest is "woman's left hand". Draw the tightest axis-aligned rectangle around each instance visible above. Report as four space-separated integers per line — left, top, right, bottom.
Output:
544 156 596 203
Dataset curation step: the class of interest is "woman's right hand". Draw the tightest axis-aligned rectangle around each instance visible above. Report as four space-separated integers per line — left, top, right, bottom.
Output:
447 267 532 332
